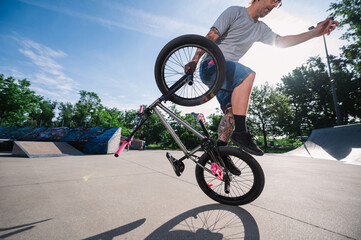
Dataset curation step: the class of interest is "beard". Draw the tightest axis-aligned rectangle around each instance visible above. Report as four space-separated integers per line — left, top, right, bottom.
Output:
260 7 273 18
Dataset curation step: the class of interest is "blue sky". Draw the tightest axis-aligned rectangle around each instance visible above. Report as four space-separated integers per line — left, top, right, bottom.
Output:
0 0 345 117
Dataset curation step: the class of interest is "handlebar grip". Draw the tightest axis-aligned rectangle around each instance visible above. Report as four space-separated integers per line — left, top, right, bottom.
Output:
114 140 132 157
309 17 335 30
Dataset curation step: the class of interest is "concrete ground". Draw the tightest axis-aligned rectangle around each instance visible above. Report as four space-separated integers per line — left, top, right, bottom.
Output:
0 150 360 240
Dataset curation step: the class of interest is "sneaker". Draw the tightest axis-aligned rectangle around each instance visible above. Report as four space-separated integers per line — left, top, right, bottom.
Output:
222 155 241 176
231 131 264 156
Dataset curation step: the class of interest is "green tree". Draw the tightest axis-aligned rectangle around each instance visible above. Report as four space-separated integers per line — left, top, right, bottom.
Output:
207 108 223 141
0 74 42 126
73 90 102 127
280 56 360 135
136 105 203 150
159 105 183 149
121 109 138 131
116 109 136 136
329 0 361 75
177 113 203 150
105 107 122 127
58 102 75 127
28 99 57 126
328 56 361 122
280 57 336 134
248 83 292 148
137 111 166 146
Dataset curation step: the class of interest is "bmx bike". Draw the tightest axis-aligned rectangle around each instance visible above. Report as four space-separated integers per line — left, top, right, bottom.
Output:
115 35 265 205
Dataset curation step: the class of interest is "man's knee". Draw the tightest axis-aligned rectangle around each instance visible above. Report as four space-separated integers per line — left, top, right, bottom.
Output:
236 72 256 89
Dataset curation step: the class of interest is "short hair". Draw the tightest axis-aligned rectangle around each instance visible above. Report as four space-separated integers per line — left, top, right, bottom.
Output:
250 0 282 7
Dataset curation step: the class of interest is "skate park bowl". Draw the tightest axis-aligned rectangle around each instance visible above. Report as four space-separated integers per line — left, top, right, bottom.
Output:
286 124 361 165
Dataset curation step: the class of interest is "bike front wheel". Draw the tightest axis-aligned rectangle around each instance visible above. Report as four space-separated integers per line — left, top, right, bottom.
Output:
154 34 226 106
195 147 265 205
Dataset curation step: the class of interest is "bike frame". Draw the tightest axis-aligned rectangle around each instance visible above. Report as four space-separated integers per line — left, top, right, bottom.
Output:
154 102 204 159
117 99 205 163
115 73 224 177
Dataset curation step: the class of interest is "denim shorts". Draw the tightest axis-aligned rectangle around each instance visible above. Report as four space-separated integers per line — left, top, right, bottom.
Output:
200 59 254 112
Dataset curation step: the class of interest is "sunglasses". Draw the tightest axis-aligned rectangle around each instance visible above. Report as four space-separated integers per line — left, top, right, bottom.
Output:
272 0 282 7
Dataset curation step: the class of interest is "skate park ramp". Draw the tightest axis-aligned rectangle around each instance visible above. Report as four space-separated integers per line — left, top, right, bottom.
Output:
286 124 361 165
0 127 122 154
12 141 84 158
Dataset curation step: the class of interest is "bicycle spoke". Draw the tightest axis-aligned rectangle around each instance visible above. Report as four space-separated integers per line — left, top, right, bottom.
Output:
161 44 219 101
201 154 257 200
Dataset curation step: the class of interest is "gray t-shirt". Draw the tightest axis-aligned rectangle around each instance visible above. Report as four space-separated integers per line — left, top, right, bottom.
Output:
213 6 279 62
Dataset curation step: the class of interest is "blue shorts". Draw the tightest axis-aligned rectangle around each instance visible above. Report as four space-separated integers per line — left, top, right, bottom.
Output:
200 59 254 112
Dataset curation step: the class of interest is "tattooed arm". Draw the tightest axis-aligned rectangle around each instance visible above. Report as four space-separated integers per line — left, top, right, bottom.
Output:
185 27 221 73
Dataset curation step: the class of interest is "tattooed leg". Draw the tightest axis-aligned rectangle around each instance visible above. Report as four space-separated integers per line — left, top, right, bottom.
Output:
218 107 235 143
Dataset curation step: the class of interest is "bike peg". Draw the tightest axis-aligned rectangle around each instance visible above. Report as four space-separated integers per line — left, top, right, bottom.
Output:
186 69 194 85
187 75 194 85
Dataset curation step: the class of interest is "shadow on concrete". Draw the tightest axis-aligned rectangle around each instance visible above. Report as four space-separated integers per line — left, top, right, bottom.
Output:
0 152 15 158
145 204 259 240
0 219 52 239
83 218 146 240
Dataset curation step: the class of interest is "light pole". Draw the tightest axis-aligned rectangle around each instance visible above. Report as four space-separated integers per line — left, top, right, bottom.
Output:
309 24 342 125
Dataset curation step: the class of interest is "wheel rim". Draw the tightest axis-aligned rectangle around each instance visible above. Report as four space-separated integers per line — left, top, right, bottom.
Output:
161 44 219 102
204 155 256 200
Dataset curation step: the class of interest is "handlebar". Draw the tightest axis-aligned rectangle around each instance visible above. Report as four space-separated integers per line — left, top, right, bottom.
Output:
114 139 132 157
308 17 334 30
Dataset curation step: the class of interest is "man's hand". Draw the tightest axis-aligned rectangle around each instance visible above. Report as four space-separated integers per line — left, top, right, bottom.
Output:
313 18 339 37
276 17 340 48
185 61 197 74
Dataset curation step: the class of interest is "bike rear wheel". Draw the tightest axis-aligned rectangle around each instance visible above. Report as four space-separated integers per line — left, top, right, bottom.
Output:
154 34 226 106
195 147 265 205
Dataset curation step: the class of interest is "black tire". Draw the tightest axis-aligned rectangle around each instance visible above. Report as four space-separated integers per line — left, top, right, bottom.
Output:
195 147 265 205
155 34 226 106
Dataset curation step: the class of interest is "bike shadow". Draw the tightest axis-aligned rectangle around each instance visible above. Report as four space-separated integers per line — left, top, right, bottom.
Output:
83 218 146 240
145 204 259 240
0 219 52 239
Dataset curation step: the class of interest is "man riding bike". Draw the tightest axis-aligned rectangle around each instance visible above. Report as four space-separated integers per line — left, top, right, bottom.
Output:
185 0 339 175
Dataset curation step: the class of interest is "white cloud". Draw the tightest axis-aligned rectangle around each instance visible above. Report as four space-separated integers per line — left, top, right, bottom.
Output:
0 67 28 80
14 35 79 96
114 6 208 37
20 0 208 38
30 86 61 99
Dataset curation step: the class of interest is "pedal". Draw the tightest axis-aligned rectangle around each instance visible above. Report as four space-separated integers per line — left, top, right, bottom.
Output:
211 163 223 180
166 152 185 177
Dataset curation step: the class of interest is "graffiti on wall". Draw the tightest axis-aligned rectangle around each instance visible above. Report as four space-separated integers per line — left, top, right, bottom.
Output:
0 127 122 154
